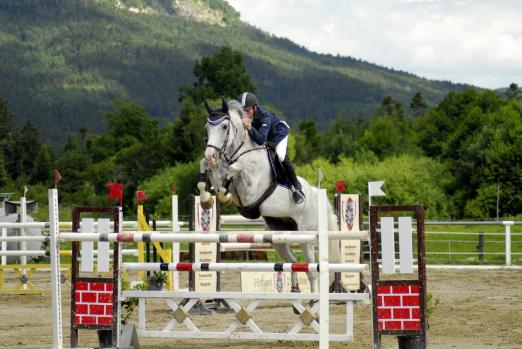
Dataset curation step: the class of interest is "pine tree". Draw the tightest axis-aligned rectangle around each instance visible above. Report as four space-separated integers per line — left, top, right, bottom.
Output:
505 83 521 102
410 91 428 117
0 151 8 187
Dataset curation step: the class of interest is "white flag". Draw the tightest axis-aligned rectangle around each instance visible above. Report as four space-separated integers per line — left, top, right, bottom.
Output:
23 185 28 197
368 181 385 197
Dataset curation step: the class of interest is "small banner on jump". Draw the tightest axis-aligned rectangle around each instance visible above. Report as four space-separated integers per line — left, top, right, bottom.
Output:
241 271 316 293
194 196 217 292
339 194 361 291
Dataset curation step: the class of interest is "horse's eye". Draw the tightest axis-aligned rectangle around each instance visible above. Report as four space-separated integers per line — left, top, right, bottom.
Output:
222 124 228 130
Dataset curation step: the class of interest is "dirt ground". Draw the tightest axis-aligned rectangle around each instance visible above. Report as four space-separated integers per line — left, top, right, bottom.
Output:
0 268 521 349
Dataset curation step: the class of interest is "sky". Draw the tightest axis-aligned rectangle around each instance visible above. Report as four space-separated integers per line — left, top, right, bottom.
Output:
227 0 522 89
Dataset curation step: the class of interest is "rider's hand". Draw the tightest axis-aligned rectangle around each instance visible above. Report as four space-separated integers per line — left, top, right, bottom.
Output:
242 118 251 130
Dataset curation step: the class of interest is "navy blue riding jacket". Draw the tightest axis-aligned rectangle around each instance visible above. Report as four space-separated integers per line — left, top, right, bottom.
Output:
248 106 289 148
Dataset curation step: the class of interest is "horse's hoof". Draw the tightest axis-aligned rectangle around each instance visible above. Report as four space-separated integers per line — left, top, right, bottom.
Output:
292 304 300 315
291 286 301 293
200 196 214 210
218 191 232 205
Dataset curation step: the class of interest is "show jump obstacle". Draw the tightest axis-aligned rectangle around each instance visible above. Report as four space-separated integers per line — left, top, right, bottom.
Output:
47 187 428 349
370 205 428 349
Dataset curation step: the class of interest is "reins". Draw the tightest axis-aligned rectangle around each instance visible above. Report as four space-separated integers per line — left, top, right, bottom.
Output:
210 114 265 165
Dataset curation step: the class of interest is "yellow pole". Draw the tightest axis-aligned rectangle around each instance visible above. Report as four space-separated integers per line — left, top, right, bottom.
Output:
137 205 172 290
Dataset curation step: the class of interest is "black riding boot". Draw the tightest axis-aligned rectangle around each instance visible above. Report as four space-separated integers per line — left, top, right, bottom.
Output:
281 156 305 204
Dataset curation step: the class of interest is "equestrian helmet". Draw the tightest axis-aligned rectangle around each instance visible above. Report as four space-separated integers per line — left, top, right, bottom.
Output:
238 92 258 109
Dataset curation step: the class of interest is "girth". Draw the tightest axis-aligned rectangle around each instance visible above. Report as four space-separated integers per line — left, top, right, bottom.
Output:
238 181 279 220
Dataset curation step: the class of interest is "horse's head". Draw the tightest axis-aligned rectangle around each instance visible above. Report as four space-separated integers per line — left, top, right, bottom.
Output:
204 99 245 166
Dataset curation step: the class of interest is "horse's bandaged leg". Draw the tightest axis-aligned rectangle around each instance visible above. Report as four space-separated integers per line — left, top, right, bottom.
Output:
197 159 213 208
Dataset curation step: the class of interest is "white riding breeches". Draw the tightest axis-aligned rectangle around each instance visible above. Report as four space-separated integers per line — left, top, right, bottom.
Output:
276 135 288 160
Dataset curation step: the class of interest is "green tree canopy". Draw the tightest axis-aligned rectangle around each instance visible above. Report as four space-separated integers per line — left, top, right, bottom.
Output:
360 96 418 159
321 116 368 163
294 120 321 164
180 46 256 103
415 88 522 218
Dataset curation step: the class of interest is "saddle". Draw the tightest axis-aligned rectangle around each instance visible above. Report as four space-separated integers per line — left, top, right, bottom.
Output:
238 148 292 220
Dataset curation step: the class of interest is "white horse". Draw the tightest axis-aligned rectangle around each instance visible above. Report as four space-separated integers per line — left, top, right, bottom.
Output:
197 99 340 293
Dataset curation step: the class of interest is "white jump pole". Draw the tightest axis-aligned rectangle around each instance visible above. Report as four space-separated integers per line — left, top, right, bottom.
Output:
121 262 366 273
56 231 366 242
116 205 123 349
49 188 63 349
20 196 27 285
318 188 329 349
57 232 318 244
172 195 180 290
1 228 6 265
0 221 186 229
106 229 365 237
0 236 48 242
0 250 50 257
0 222 49 228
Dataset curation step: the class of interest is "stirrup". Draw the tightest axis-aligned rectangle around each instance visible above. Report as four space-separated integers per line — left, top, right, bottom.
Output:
292 189 305 204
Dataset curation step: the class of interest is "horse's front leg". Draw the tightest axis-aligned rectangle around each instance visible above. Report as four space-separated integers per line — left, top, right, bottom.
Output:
198 158 214 209
218 162 242 205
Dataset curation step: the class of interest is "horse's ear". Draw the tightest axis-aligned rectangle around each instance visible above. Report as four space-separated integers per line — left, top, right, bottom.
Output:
221 98 229 114
204 99 213 114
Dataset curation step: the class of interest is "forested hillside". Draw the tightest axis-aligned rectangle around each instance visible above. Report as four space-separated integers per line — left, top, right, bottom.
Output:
1 1 520 221
0 0 468 144
2 41 521 220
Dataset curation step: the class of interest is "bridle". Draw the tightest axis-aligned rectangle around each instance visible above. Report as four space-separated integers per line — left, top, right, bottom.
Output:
206 113 263 165
205 114 230 154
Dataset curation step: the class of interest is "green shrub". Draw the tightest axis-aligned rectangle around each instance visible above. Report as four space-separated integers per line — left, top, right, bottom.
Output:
138 160 200 217
297 154 453 219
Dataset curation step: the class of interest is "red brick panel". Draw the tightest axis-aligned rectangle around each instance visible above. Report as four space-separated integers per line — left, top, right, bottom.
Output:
377 284 421 331
74 281 113 326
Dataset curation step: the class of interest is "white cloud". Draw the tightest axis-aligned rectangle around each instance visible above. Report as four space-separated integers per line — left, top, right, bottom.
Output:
227 0 522 88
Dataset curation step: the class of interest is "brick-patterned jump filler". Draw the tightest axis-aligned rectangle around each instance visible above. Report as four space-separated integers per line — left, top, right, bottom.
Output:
70 206 120 348
74 281 114 325
370 205 428 349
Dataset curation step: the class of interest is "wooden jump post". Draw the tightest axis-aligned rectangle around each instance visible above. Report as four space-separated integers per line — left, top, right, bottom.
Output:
370 205 428 349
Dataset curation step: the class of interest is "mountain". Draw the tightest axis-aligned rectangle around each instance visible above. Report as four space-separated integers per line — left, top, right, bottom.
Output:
0 0 469 144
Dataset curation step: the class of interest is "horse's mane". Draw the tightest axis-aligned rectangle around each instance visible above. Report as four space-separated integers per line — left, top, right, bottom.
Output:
226 100 245 129
227 100 243 117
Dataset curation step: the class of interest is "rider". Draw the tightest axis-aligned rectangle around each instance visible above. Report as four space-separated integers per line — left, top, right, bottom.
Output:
238 92 305 204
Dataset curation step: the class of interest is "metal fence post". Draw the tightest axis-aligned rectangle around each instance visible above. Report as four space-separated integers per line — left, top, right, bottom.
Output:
477 233 484 262
503 221 514 266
